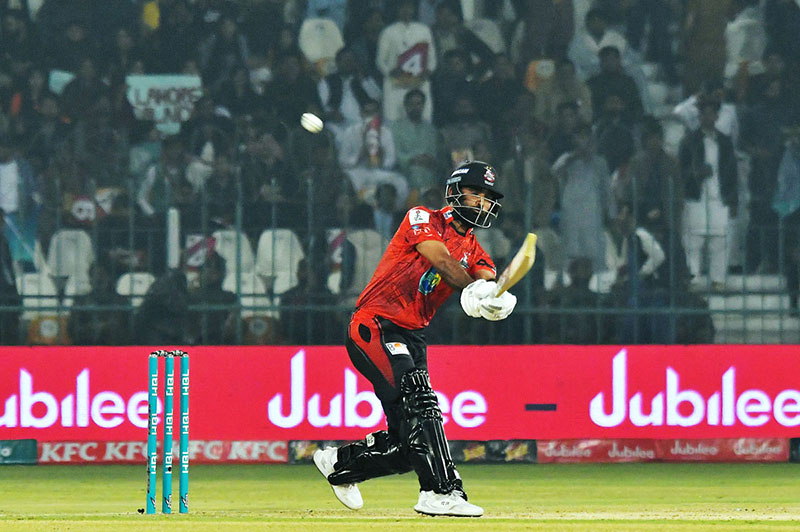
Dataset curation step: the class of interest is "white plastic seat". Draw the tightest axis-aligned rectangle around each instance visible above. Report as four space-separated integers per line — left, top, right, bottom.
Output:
61 275 92 307
255 229 305 295
345 229 387 296
16 272 62 320
298 18 344 76
47 229 94 288
212 229 255 276
222 272 278 318
115 272 156 307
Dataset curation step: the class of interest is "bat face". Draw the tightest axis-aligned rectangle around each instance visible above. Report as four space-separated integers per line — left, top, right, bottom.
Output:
495 233 537 296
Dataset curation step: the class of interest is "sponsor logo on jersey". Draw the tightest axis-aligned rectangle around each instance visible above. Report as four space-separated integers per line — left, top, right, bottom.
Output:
385 342 410 356
460 253 469 268
418 266 441 295
408 208 430 224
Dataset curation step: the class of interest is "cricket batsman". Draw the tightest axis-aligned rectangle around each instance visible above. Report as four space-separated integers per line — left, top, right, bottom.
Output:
313 161 517 516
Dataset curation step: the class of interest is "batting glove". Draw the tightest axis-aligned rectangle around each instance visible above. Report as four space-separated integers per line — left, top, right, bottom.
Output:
478 291 517 321
460 279 497 318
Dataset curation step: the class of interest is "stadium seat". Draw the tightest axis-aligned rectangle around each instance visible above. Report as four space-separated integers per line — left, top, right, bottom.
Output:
222 272 279 319
115 272 156 308
47 229 94 289
298 18 344 77
344 229 386 298
212 229 255 277
16 272 62 320
255 229 305 295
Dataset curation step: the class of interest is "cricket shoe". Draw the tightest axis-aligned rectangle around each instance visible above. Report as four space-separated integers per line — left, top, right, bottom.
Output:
414 490 484 517
313 447 363 510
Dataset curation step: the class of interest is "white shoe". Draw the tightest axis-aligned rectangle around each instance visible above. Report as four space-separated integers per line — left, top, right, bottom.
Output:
414 490 483 517
313 447 363 510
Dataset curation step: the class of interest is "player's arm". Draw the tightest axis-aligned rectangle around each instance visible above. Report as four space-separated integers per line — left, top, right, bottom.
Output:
416 239 497 319
416 239 474 289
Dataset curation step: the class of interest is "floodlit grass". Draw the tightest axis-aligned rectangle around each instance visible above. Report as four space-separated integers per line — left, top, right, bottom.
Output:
1 463 800 531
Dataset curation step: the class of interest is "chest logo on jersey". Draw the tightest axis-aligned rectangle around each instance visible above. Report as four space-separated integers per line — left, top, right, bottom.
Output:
459 253 469 269
418 266 441 295
385 342 410 356
409 208 430 224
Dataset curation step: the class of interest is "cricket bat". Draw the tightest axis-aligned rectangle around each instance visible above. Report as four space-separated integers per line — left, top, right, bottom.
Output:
494 233 538 296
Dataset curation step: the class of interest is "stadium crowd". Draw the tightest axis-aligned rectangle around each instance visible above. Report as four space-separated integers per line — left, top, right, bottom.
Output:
0 0 799 346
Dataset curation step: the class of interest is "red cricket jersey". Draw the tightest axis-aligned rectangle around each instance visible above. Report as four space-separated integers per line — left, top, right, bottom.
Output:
355 206 496 329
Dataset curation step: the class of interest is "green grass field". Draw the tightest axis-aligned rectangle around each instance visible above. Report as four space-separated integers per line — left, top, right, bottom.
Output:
2 463 800 531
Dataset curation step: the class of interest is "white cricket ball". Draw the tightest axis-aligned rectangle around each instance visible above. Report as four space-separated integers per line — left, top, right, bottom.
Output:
300 112 324 134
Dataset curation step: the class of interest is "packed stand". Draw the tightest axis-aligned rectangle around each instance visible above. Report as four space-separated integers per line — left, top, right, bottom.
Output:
0 0 799 346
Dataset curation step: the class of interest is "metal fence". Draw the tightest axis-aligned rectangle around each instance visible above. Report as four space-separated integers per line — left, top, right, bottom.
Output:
2 148 798 346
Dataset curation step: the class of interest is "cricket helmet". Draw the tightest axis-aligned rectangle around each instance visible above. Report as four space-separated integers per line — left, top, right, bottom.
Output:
444 161 503 228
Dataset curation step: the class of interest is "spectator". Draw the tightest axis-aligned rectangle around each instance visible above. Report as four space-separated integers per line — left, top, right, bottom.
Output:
624 119 688 287
103 26 144 92
673 78 739 147
137 134 195 220
594 93 636 176
681 0 732 94
317 46 382 140
371 182 403 240
551 122 611 272
431 48 477 127
203 148 238 225
534 58 593 128
547 101 580 164
59 56 109 123
740 56 797 273
67 258 129 345
431 0 494 79
215 65 262 119
0 9 42 86
587 46 643 125
544 256 609 344
765 0 800 63
199 13 250 94
262 50 323 128
440 93 493 167
500 124 562 272
772 124 800 313
724 0 767 84
0 216 20 344
338 98 409 210
679 97 739 292
626 0 679 84
279 257 338 344
568 8 629 80
477 53 526 154
0 132 41 268
25 92 70 173
376 0 436 122
188 251 237 344
134 268 189 345
509 0 574 67
390 88 442 203
152 0 202 73
240 122 297 233
346 8 385 82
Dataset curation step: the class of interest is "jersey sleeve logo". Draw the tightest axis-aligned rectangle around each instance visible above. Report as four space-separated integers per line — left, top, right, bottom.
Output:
418 266 441 295
408 208 430 225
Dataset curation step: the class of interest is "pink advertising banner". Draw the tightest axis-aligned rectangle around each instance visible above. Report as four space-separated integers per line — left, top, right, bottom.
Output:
2 345 800 441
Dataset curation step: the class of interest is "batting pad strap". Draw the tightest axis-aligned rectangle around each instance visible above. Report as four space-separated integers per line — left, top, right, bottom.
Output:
400 370 441 419
327 430 412 485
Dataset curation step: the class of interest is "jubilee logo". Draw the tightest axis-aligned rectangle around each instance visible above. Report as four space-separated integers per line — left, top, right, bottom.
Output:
266 350 487 429
589 350 800 428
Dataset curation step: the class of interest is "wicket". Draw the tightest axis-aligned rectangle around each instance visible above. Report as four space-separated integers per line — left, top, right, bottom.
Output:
146 349 189 514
